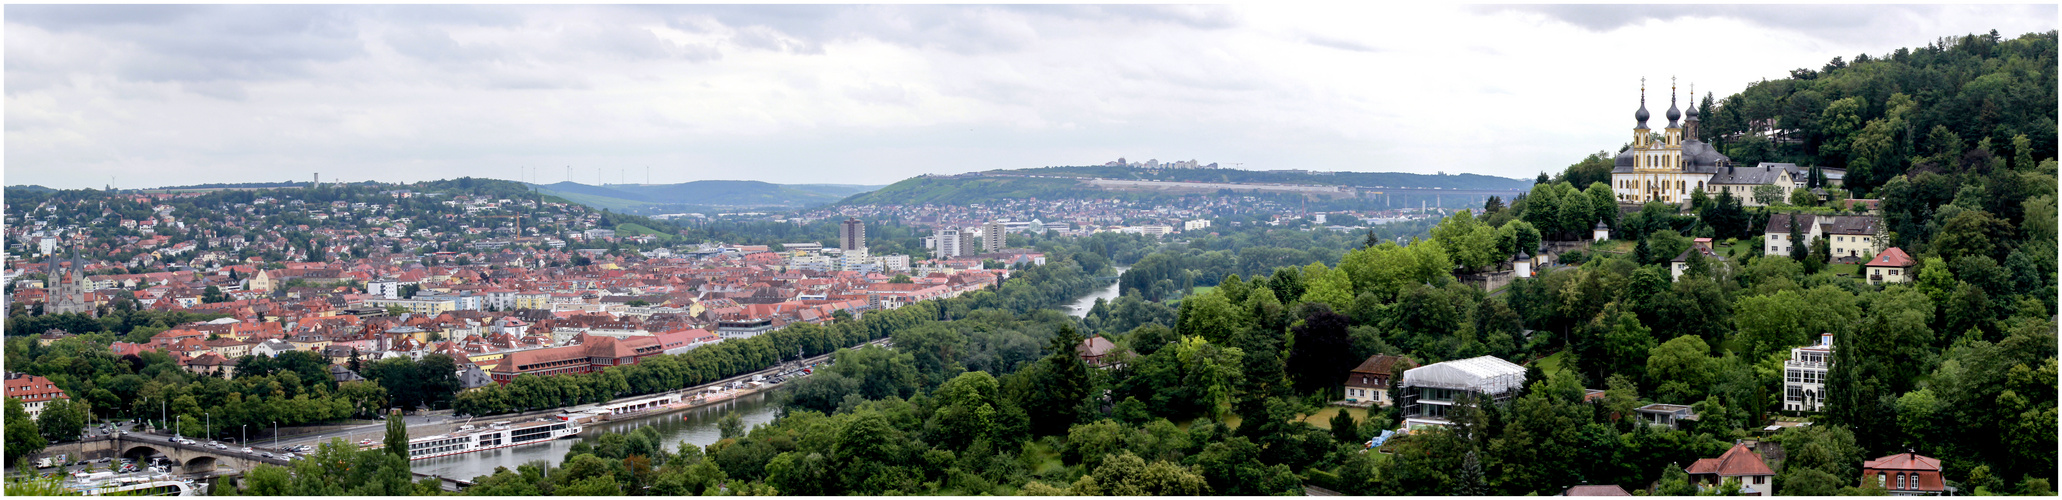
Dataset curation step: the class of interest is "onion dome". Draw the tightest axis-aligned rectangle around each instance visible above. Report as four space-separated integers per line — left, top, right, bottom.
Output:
1665 78 1682 127
1635 78 1650 129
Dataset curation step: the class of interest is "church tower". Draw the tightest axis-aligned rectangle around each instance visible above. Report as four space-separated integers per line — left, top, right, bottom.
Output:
1632 78 1651 148
1612 78 1730 208
1664 78 1683 149
44 244 93 316
1683 84 1700 142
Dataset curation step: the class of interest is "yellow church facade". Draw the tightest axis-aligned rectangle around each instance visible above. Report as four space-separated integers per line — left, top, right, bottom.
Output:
1610 79 1803 207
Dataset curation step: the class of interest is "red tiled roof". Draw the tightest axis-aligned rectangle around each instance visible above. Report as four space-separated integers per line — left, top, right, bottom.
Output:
1862 453 1945 492
1686 443 1775 477
1866 247 1914 268
1862 452 1942 471
4 374 70 404
1565 485 1632 496
1077 336 1120 358
1350 354 1415 377
494 345 589 373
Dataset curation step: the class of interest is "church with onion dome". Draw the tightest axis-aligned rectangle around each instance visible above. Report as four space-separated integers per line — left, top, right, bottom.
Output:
1611 78 1809 207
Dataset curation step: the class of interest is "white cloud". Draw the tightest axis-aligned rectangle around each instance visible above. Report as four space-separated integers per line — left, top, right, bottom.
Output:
4 4 2053 189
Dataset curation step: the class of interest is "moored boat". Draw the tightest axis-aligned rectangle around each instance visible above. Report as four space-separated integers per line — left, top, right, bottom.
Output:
403 418 583 461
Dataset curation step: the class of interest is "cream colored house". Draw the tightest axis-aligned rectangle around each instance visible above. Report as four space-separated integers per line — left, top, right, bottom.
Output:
1764 214 1883 262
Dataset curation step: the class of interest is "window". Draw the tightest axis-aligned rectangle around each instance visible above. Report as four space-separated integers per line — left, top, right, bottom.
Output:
1878 474 1887 487
1898 474 1906 490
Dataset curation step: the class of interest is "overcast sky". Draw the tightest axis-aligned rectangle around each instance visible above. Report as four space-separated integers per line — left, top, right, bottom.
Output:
6 4 2055 189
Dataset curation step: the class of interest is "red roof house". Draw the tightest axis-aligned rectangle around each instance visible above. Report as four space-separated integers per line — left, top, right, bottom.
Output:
4 373 71 419
1864 247 1916 283
1685 442 1776 495
1861 452 1945 494
1076 336 1123 367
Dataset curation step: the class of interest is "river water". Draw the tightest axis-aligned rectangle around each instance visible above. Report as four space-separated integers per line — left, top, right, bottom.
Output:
414 272 1124 481
410 390 784 481
1065 267 1127 318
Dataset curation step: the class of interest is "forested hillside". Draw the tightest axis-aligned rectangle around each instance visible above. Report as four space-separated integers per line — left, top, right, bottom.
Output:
1559 30 2057 194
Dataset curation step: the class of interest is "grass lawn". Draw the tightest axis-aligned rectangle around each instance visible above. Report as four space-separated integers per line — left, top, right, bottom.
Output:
1591 239 1634 254
1302 406 1373 430
1532 350 1568 377
1716 239 1755 259
1190 285 1217 296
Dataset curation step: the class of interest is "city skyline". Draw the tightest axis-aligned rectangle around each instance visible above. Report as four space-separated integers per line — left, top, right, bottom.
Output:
6 4 2054 189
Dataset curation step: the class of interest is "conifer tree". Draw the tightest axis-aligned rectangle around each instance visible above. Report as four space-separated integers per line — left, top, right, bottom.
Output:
383 410 409 462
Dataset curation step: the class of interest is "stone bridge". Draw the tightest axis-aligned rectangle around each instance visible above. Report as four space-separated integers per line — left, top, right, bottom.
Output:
34 434 290 474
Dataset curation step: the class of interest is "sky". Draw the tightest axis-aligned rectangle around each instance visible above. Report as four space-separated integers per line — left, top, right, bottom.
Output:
5 4 2056 190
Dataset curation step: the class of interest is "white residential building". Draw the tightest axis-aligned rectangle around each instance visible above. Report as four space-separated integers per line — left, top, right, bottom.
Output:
1783 333 1834 412
1764 214 1882 262
367 279 401 299
934 228 964 258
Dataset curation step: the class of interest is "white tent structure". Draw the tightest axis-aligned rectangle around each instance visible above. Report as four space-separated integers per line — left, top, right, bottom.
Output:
1399 355 1527 427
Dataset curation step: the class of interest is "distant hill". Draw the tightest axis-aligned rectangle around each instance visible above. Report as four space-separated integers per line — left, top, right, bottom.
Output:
785 184 889 198
6 185 56 192
840 176 1089 206
838 166 1531 206
994 166 1534 190
526 180 883 212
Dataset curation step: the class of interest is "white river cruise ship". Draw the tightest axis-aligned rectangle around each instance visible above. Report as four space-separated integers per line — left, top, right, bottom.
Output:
403 417 583 461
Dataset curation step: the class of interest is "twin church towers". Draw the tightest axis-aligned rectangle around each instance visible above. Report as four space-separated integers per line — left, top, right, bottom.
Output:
1608 77 1737 206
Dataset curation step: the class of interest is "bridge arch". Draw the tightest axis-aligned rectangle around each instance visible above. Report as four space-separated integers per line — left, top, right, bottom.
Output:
182 456 219 474
121 445 168 463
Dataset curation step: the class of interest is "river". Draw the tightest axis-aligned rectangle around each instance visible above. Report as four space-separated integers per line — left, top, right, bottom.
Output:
410 389 785 481
1064 266 1127 318
415 272 1124 481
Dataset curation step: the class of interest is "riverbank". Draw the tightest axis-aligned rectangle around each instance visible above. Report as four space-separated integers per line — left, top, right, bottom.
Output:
1066 267 1128 318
